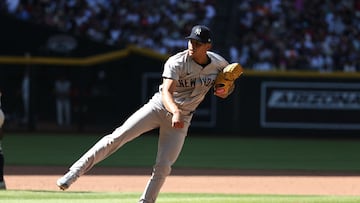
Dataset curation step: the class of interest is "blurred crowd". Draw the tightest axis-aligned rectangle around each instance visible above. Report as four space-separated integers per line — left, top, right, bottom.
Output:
1 0 216 55
1 0 360 72
230 0 360 72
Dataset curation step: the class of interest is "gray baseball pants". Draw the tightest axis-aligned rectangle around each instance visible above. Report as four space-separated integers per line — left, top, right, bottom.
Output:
68 101 191 203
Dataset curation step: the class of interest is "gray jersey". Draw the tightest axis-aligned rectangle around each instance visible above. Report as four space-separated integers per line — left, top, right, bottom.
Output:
152 50 228 114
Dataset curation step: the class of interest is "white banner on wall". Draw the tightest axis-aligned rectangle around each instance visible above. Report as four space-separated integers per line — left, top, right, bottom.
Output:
261 81 360 130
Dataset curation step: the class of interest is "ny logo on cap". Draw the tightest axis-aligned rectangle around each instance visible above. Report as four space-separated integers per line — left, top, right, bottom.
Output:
194 28 202 36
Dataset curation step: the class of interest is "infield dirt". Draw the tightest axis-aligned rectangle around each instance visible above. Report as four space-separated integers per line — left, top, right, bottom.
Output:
4 166 360 195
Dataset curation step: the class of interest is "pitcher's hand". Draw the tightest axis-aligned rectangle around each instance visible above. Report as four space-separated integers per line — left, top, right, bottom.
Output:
172 110 184 128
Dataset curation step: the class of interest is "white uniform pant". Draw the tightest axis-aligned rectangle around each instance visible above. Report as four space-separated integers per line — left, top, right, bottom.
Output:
56 98 71 126
0 109 4 151
68 101 191 203
0 109 4 128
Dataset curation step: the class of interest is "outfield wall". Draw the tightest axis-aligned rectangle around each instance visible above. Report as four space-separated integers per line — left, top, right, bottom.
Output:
1 53 360 136
232 72 360 136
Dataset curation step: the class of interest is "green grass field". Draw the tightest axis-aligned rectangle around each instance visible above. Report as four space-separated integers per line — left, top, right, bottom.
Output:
4 133 360 171
1 191 360 203
2 133 360 202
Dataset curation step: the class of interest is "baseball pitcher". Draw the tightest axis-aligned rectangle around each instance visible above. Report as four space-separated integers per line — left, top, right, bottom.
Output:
57 25 243 203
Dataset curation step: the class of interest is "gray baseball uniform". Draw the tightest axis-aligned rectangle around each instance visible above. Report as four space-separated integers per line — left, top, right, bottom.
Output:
66 50 228 202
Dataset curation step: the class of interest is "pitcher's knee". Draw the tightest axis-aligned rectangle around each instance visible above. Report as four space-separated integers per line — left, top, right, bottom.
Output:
152 164 171 178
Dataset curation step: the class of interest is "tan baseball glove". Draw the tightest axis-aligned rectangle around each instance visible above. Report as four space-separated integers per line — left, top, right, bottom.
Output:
214 63 244 98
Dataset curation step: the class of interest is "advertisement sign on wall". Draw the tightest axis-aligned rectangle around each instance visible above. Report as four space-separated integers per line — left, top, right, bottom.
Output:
261 81 360 130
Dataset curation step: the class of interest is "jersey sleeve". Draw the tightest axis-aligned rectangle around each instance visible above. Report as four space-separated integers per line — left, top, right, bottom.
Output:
162 51 187 80
210 52 229 71
162 58 179 80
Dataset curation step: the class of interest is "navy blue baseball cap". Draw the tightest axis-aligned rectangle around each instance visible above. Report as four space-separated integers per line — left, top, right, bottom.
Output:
185 25 212 43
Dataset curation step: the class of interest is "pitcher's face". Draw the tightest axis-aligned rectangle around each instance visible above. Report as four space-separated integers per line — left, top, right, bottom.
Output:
187 39 210 58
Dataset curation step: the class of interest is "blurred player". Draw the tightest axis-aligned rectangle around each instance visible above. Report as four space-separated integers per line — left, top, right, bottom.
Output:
0 90 6 189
